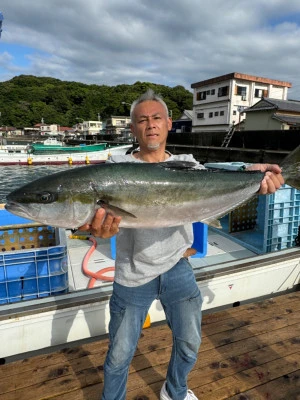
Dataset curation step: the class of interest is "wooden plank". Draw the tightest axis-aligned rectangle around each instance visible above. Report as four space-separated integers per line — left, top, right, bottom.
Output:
2 292 299 378
1 316 298 396
127 336 300 399
0 365 103 400
197 324 300 368
201 292 300 327
2 322 298 400
227 370 300 400
194 352 300 400
0 292 299 400
201 293 300 335
4 292 298 380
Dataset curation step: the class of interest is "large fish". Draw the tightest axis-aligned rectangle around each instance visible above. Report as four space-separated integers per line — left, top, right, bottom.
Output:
5 145 300 229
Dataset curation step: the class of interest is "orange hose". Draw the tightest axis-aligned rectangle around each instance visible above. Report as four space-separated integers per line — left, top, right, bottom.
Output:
82 237 151 328
82 237 115 288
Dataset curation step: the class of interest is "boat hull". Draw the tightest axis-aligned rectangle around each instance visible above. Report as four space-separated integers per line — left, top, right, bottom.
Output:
0 145 131 165
30 143 107 154
1 247 299 359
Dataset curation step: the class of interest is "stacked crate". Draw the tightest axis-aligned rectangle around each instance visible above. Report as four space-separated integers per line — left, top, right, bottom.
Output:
256 185 300 252
221 185 300 253
0 210 69 304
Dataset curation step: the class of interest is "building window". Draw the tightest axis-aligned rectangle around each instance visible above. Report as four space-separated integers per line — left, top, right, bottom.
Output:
236 85 247 96
209 112 213 118
220 111 225 116
214 111 219 116
211 89 215 95
255 88 268 98
197 91 206 101
255 89 263 98
218 86 229 97
206 90 211 95
233 110 237 115
197 112 204 119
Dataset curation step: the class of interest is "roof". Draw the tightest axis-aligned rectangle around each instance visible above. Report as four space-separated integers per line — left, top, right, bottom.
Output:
272 113 300 126
0 126 16 131
244 98 300 113
178 110 193 120
191 72 292 89
184 110 193 119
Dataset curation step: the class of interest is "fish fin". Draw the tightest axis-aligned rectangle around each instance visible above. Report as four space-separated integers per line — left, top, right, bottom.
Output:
159 161 199 170
280 144 300 190
97 200 137 219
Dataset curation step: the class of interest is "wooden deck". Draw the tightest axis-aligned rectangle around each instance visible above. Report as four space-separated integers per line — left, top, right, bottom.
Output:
1 291 299 400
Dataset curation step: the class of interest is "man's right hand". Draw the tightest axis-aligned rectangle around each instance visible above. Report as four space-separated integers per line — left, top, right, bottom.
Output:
78 208 122 238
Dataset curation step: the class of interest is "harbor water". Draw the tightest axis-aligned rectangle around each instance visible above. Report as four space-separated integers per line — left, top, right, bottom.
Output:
0 164 82 204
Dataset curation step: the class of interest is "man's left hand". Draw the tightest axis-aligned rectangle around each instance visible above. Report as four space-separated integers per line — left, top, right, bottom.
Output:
246 164 284 194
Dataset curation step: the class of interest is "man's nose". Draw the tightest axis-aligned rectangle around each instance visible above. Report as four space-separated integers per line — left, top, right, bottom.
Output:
146 117 155 128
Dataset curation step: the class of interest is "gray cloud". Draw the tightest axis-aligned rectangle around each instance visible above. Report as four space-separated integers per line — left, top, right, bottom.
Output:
0 0 300 98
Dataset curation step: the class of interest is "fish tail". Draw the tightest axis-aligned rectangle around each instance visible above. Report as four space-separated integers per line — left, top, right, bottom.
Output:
281 144 300 190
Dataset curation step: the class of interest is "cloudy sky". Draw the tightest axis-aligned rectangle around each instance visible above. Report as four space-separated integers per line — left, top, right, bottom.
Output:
1 0 300 98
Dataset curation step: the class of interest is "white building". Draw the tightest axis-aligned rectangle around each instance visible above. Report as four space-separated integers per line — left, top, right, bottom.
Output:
40 123 61 136
105 116 131 136
75 121 103 135
191 72 292 132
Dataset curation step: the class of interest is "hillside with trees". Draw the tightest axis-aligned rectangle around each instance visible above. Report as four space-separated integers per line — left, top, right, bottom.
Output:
0 75 193 127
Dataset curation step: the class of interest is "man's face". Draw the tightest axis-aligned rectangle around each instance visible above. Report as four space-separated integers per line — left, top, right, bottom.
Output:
130 100 172 151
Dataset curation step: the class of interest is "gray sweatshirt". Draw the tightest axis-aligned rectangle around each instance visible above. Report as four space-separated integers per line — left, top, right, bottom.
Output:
107 151 205 287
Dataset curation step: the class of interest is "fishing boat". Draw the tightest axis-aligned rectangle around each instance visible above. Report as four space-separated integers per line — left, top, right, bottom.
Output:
28 138 107 154
0 143 131 165
0 143 28 154
0 188 299 360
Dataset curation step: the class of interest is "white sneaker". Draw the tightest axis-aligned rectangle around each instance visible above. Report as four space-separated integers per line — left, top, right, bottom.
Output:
185 389 198 400
160 382 172 400
160 381 198 400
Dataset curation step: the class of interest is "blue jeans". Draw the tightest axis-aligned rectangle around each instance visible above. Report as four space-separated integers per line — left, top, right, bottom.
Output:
102 258 203 400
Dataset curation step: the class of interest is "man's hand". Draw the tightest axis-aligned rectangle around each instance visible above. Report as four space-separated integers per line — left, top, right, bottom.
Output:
246 164 284 194
78 208 122 238
183 248 197 258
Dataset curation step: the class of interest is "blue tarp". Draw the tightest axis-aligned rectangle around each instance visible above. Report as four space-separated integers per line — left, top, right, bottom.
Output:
0 12 3 38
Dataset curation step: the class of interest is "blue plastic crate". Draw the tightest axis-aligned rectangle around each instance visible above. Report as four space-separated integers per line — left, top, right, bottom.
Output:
0 209 69 304
220 185 300 253
257 185 300 252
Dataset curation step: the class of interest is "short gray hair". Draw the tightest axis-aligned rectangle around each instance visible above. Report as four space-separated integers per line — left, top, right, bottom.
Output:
130 89 169 121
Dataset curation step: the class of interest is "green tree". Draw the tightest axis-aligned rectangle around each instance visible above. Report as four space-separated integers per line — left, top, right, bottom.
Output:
0 75 193 127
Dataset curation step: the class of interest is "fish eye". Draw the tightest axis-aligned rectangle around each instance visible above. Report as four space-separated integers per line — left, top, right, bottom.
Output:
37 192 56 203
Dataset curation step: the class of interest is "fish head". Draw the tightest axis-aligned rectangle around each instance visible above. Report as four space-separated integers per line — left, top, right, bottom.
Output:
5 171 98 229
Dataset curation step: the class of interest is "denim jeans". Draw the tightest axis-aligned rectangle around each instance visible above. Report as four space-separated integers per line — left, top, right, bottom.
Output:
102 258 203 400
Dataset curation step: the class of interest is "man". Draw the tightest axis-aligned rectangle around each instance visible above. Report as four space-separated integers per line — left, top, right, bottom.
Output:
80 89 284 400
